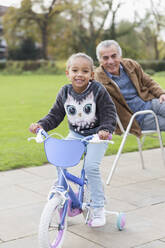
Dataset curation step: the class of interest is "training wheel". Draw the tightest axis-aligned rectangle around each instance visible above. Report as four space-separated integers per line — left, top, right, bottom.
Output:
117 212 126 231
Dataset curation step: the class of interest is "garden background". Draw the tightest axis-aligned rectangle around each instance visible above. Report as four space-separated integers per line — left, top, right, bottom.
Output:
0 0 165 171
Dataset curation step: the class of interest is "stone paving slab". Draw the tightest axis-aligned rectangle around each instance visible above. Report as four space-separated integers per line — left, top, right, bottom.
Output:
0 184 45 211
0 169 43 186
22 165 59 179
68 203 165 248
0 202 44 241
0 232 103 248
135 240 165 248
109 179 165 207
21 178 54 197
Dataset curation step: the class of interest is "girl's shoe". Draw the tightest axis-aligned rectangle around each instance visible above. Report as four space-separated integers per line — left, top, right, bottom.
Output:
88 207 106 227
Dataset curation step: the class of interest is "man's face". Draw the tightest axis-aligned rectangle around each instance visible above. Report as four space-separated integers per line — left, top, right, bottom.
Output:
99 45 121 76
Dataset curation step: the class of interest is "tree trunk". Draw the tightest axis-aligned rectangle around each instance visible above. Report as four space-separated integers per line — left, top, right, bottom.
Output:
41 23 48 60
154 36 159 60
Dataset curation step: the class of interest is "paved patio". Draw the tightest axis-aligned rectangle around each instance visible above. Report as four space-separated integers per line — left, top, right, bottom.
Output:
0 148 165 248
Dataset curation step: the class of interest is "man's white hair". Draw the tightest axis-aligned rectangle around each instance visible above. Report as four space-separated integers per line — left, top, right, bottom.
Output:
96 40 122 61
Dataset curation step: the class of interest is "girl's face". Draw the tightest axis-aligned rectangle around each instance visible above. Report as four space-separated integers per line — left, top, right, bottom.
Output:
66 57 94 93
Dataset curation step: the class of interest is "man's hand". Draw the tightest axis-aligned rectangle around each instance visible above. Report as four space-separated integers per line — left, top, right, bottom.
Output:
159 94 165 103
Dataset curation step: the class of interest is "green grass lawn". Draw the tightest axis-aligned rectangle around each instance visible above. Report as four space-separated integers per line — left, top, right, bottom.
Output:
0 73 165 171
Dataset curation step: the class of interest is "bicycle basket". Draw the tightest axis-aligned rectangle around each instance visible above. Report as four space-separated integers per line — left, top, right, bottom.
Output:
44 137 85 167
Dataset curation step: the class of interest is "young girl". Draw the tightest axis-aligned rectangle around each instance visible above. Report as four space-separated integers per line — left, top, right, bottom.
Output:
29 53 117 227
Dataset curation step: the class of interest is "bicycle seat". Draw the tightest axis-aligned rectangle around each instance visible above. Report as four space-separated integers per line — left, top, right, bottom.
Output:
44 137 85 167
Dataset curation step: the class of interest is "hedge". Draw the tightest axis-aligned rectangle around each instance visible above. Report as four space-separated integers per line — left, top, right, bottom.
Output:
139 60 165 72
0 59 165 74
0 60 63 74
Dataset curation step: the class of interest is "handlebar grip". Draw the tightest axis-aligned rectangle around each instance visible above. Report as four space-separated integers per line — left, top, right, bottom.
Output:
36 128 49 138
36 128 41 133
83 134 114 144
41 129 49 138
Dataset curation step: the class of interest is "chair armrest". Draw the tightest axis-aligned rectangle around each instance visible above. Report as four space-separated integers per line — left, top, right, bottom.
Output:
124 110 160 135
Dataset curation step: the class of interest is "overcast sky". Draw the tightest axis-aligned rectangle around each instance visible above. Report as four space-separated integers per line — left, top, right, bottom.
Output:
0 0 165 22
0 0 21 7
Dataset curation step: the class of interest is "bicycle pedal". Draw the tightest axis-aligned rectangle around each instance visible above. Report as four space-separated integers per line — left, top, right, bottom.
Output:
67 207 82 217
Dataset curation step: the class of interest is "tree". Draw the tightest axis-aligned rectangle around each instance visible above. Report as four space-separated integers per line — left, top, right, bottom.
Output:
3 0 165 62
115 21 144 59
63 0 144 60
8 37 41 60
149 0 165 59
103 1 124 40
62 0 124 60
137 0 165 60
3 0 68 59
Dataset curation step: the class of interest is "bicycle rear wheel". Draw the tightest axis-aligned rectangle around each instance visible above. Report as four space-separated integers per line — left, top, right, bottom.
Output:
38 197 67 248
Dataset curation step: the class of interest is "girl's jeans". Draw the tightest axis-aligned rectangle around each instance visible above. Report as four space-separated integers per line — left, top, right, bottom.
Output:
141 98 165 131
66 130 108 208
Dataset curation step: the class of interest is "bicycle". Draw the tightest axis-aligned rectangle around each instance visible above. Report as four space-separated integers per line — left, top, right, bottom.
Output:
28 129 126 248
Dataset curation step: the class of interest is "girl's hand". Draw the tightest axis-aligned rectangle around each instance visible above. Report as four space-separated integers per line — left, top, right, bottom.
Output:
98 130 112 140
29 123 43 134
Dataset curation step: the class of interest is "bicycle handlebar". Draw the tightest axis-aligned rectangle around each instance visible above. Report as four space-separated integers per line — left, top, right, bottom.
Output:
28 128 48 143
28 128 114 144
82 134 114 144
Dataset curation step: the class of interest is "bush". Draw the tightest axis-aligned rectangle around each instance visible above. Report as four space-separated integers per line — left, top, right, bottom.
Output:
0 60 59 74
4 61 24 74
154 71 165 77
139 60 165 72
8 37 41 60
0 61 6 69
1 59 165 75
35 60 58 74
144 69 155 75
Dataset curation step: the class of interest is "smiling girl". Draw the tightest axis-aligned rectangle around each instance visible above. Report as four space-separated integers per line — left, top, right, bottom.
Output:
29 52 117 227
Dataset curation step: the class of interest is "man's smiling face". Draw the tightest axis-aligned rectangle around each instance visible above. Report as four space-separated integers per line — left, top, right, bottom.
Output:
99 45 121 76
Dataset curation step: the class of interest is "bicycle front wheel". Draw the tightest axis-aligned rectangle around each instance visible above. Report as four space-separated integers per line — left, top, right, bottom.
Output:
82 182 91 223
38 197 67 248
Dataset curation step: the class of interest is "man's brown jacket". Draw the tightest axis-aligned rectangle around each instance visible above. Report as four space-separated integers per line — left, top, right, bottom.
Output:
95 58 165 137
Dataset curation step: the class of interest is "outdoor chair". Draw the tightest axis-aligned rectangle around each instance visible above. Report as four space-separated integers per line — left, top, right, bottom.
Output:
106 110 165 185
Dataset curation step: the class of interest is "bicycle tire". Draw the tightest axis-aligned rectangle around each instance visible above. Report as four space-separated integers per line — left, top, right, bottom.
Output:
38 197 67 248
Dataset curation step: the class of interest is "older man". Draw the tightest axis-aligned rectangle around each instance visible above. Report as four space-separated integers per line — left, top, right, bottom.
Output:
95 40 165 137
